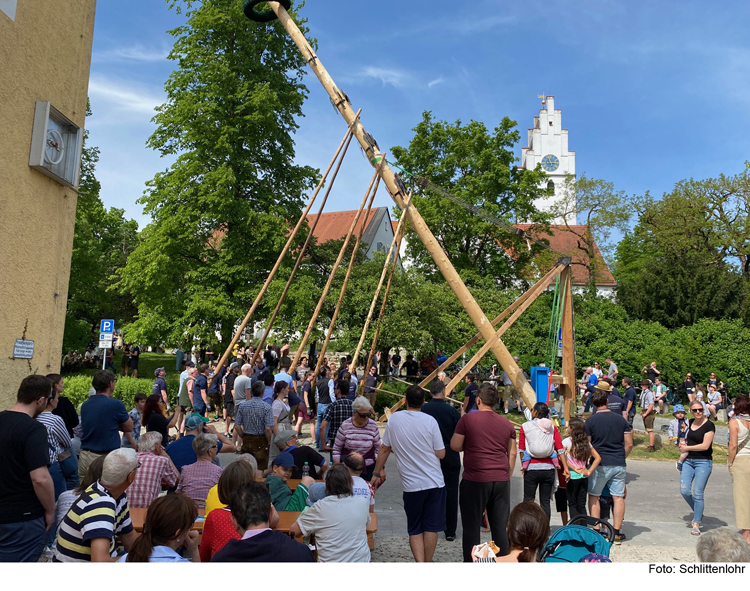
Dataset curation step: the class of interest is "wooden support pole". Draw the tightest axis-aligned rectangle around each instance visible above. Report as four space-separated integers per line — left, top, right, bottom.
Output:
418 263 567 387
300 165 386 387
351 193 412 383
269 1 537 420
208 116 359 389
559 265 576 425
308 169 382 381
254 124 359 367
443 264 564 406
383 264 564 418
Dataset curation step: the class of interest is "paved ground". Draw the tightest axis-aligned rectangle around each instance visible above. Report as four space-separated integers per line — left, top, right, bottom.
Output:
359 427 736 562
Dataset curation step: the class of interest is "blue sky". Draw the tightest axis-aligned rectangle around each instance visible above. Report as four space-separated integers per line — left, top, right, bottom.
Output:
88 0 750 229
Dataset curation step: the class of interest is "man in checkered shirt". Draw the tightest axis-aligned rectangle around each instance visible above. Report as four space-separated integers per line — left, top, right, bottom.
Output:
320 379 353 456
176 433 223 509
128 432 179 508
234 381 274 470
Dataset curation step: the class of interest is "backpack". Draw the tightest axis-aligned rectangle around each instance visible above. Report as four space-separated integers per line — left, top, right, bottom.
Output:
523 419 555 458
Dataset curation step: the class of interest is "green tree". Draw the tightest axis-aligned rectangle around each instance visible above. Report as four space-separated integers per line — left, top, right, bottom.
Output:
63 102 139 352
551 174 631 295
614 227 744 328
390 111 552 287
117 0 318 347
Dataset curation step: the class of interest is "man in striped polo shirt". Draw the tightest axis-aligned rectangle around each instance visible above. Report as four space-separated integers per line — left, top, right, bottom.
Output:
55 448 138 562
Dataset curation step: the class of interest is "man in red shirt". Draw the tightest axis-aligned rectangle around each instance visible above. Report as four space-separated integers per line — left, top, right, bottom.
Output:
451 382 516 562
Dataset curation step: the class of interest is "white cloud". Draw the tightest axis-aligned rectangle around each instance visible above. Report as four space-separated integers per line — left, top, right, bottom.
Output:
93 44 170 64
88 76 164 115
428 76 445 88
360 66 410 88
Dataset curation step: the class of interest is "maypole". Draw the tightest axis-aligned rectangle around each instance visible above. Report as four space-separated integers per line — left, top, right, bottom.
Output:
244 0 538 409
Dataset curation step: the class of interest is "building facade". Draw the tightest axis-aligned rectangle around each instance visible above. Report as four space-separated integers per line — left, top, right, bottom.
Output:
0 1 97 409
521 95 576 224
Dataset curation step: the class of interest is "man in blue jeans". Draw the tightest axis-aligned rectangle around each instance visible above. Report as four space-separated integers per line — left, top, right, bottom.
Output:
0 375 56 562
314 367 334 451
583 367 598 413
585 389 633 544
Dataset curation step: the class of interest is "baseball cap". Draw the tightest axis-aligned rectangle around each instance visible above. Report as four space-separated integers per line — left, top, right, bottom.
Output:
272 452 295 468
274 429 298 449
229 362 240 369
185 361 195 367
185 414 209 430
154 367 165 377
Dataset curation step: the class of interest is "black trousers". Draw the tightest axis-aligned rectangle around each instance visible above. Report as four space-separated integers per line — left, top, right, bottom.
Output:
523 469 555 520
442 462 460 537
459 479 510 562
566 477 588 518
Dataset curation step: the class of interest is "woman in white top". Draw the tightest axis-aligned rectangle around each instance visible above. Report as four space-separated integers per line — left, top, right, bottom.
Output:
291 463 371 562
269 381 292 464
728 395 750 544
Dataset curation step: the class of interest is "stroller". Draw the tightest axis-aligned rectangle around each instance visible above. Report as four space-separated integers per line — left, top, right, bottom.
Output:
540 516 614 563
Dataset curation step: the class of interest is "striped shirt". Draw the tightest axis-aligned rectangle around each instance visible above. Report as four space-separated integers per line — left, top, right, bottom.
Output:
176 460 223 509
54 480 133 562
332 418 381 465
37 411 71 464
128 451 179 508
235 398 274 435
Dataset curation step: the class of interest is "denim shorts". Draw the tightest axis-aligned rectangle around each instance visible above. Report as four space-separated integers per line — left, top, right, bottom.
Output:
588 465 626 497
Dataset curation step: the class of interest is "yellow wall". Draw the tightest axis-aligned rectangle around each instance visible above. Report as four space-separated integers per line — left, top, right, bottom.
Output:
0 1 96 409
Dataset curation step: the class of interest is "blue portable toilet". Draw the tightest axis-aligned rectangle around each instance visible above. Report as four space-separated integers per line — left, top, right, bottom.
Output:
530 366 551 404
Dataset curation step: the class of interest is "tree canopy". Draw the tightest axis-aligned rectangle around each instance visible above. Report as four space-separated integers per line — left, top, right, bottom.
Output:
390 111 551 288
117 0 318 347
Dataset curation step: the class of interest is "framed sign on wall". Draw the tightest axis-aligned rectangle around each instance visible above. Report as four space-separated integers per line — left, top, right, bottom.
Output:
29 101 83 189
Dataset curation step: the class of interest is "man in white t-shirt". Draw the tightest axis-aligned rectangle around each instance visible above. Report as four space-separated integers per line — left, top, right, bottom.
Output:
343 452 375 511
371 385 445 562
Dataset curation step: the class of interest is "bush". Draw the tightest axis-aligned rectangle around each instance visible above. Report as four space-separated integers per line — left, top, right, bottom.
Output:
61 375 177 411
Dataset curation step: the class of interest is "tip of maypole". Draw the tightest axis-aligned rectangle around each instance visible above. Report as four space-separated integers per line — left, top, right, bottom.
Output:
243 0 291 22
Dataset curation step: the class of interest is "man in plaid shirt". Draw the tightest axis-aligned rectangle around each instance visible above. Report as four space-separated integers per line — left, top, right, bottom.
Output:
234 381 274 470
128 432 179 508
320 379 353 455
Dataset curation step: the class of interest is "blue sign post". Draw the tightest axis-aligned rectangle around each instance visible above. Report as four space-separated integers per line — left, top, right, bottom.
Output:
100 319 115 334
99 320 115 370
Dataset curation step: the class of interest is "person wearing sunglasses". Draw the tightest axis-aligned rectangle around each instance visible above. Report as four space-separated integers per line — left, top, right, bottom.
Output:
678 404 716 536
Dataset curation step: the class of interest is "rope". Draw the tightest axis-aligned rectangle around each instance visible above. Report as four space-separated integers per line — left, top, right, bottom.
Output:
208 111 361 390
386 159 565 257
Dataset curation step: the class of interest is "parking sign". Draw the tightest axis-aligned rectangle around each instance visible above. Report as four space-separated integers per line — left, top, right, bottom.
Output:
100 319 115 334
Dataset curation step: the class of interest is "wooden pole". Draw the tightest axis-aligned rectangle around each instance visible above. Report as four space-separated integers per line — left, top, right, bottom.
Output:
351 193 412 382
299 164 386 386
268 1 537 415
559 265 576 425
253 126 359 366
442 264 564 406
307 171 382 380
418 263 567 387
383 264 564 418
208 115 359 389
358 217 406 397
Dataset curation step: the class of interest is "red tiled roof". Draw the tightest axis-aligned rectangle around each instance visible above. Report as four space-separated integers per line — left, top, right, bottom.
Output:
306 210 379 243
512 224 616 286
392 220 398 234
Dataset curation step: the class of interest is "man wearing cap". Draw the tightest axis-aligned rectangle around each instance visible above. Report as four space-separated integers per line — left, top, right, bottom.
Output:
621 377 637 425
640 379 656 452
264 452 315 511
153 368 169 410
180 361 195 392
234 381 275 470
223 362 239 436
165 415 235 473
274 429 327 479
193 364 210 417
320 379 353 456
592 380 624 415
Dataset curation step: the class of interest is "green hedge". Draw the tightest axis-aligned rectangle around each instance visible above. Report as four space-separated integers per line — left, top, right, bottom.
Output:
61 375 179 411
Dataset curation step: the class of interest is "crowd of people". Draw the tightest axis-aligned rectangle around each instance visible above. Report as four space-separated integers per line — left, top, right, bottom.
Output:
2 344 750 564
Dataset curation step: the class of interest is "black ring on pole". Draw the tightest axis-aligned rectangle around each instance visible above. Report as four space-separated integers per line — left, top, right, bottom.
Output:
243 0 292 23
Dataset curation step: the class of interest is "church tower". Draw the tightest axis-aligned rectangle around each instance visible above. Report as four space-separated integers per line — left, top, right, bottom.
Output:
521 96 576 224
